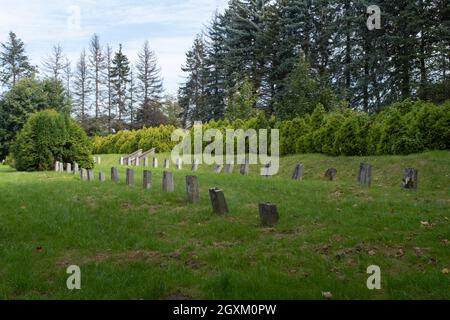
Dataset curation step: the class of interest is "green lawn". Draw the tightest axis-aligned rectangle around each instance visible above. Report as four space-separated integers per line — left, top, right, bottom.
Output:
0 151 449 300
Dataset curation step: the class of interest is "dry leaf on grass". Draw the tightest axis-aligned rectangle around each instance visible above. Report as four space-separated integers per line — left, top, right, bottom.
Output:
442 268 449 274
322 291 333 299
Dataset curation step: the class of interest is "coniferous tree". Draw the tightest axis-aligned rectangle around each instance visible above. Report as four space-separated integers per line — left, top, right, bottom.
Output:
72 49 91 124
88 34 105 120
135 41 165 127
110 44 130 126
42 44 70 81
0 31 35 88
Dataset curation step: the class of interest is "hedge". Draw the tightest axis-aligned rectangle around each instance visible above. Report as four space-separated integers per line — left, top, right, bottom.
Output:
92 100 450 157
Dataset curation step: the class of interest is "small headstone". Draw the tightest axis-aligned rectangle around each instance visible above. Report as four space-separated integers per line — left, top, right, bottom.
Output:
262 163 272 177
135 157 140 166
240 160 249 176
259 203 279 227
163 171 174 192
153 158 159 168
325 168 337 181
99 172 106 182
97 157 101 165
214 165 224 174
126 169 135 186
186 176 200 204
292 164 304 180
164 159 170 169
111 167 119 182
54 161 59 172
176 158 182 170
80 168 87 181
225 162 234 174
358 163 372 187
73 163 79 175
192 159 199 172
59 162 64 172
119 157 124 166
143 157 149 167
143 170 152 189
402 168 418 191
87 169 95 181
209 188 229 215
66 163 72 174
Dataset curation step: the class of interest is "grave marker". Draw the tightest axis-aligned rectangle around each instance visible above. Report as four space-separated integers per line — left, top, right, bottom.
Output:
126 169 135 186
209 188 229 215
99 172 106 182
111 167 119 182
292 164 304 180
186 176 200 204
143 170 152 189
325 168 337 181
259 203 279 227
163 171 174 192
402 168 418 191
153 158 159 168
358 163 372 187
240 160 249 176
87 169 94 181
66 163 72 174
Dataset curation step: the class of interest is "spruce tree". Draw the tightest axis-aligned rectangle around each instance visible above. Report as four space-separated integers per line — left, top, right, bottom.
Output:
0 31 35 88
110 44 130 126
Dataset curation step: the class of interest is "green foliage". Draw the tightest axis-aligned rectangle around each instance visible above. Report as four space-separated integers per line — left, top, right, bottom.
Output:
92 100 450 157
0 77 72 159
225 77 257 122
11 110 93 171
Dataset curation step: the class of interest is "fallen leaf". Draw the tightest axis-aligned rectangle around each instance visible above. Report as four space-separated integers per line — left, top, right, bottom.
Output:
322 292 333 299
442 268 449 274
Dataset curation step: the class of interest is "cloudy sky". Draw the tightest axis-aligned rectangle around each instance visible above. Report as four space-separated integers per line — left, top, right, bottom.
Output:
0 0 228 94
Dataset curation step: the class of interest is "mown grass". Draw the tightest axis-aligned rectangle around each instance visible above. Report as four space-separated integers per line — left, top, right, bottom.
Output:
0 151 449 300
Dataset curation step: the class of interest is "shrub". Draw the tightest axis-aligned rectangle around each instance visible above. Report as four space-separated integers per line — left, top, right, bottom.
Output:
11 110 93 171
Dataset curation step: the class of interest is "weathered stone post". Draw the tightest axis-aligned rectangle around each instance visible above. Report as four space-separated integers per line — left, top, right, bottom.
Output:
192 159 199 172
73 163 79 175
402 168 418 191
99 172 106 182
214 165 224 173
59 162 64 172
87 169 94 181
153 158 159 168
186 176 200 204
176 158 182 170
143 170 152 189
163 171 174 192
55 161 59 172
111 167 119 182
240 160 249 176
80 168 87 181
292 164 304 180
259 203 279 227
126 168 135 186
66 163 72 174
225 162 234 174
135 157 140 166
209 188 229 214
119 157 124 165
164 159 170 169
358 163 372 187
325 168 337 181
143 157 149 167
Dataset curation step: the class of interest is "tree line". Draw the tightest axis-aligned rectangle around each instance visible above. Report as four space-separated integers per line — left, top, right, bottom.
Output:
0 32 182 137
178 0 450 125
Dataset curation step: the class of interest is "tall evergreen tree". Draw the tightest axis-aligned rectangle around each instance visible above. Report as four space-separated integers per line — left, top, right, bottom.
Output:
42 44 70 81
110 44 130 125
0 32 35 88
88 34 105 119
72 49 91 124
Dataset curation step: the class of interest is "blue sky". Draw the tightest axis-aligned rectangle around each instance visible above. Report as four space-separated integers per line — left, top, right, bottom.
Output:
0 0 228 94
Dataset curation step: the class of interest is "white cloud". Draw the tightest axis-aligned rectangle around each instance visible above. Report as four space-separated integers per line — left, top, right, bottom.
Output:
0 0 228 93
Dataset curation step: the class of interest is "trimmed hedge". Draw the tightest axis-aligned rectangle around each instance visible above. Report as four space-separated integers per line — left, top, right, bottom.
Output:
93 100 450 157
12 110 93 171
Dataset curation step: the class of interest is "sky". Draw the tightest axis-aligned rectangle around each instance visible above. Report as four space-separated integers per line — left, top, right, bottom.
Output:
0 0 228 94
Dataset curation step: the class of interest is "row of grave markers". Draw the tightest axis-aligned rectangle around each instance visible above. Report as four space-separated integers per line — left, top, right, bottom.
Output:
54 158 419 228
56 159 419 191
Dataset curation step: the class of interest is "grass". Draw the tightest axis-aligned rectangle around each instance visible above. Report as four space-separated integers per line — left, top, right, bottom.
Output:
0 151 449 300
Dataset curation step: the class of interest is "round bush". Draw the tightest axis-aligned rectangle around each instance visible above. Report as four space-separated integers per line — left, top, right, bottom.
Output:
11 110 93 171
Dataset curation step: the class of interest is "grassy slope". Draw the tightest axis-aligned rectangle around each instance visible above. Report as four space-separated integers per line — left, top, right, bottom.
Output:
0 151 449 300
